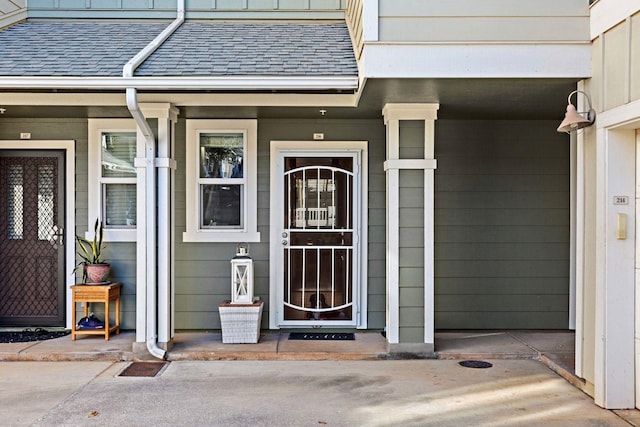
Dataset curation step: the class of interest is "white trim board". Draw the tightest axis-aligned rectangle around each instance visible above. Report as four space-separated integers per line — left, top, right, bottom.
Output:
361 43 591 78
268 140 369 330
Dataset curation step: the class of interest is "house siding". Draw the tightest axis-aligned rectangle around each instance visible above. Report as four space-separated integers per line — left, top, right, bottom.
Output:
0 117 138 329
0 0 25 29
26 0 346 19
173 117 387 330
398 122 426 343
377 0 589 43
434 120 570 329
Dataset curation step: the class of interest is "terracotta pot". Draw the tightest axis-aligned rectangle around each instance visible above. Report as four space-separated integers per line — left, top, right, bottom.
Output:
84 263 110 284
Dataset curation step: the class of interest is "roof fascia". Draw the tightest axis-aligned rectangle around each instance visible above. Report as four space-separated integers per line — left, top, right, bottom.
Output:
0 76 359 91
0 91 359 107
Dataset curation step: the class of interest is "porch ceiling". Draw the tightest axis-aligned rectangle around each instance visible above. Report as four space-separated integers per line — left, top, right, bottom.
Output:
253 78 580 121
0 78 578 121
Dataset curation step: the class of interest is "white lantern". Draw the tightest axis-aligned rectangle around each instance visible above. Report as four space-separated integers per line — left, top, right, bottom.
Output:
230 243 253 304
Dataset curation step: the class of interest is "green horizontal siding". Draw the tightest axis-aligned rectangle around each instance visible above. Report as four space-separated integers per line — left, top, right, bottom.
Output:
434 120 570 330
174 118 386 330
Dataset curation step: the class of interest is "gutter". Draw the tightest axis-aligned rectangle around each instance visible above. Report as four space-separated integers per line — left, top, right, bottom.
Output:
0 76 359 91
125 0 185 361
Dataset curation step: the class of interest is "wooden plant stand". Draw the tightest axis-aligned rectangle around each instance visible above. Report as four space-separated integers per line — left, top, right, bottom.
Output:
71 282 122 341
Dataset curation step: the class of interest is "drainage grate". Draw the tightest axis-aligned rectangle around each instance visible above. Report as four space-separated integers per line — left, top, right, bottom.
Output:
459 360 493 369
118 362 168 377
288 332 355 341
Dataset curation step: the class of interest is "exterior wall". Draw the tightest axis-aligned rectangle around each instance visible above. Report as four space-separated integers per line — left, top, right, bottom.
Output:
398 122 426 342
377 0 589 42
577 0 640 408
0 117 137 329
26 0 346 19
434 120 570 329
347 0 591 79
0 0 26 28
173 118 386 330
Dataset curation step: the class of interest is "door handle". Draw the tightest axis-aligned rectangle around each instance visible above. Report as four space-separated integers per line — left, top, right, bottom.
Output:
49 225 64 248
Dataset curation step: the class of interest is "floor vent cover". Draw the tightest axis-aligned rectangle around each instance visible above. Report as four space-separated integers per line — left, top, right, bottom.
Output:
288 332 355 341
459 360 493 369
118 362 168 377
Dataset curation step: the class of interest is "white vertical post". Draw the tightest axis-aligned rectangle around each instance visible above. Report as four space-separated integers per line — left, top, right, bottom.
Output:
384 114 400 345
594 127 636 408
153 106 178 345
424 119 435 345
135 126 148 344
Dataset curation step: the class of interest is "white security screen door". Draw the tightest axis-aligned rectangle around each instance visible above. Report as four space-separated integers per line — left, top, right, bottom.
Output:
272 146 364 328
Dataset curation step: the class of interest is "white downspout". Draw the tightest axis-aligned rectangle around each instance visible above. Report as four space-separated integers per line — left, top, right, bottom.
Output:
124 0 185 360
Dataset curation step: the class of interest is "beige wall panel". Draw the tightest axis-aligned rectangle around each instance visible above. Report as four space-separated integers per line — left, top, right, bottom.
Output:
0 0 20 14
603 22 628 110
592 37 603 112
631 13 640 101
378 17 589 42
379 0 588 18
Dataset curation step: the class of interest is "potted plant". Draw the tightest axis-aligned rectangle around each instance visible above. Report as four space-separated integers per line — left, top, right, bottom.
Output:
73 218 110 284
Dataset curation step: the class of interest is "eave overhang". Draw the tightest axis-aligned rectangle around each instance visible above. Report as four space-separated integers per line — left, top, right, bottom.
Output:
0 76 359 91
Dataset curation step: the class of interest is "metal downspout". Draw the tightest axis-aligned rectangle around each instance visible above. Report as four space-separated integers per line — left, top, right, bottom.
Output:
124 0 185 360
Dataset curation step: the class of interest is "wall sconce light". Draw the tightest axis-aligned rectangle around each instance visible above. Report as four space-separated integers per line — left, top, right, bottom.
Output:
557 90 596 133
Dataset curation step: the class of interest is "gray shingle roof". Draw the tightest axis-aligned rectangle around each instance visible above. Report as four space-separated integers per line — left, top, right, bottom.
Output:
0 21 169 76
0 20 357 78
135 22 357 77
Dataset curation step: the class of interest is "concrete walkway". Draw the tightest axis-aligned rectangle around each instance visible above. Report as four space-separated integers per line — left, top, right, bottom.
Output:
0 360 636 426
1 330 639 425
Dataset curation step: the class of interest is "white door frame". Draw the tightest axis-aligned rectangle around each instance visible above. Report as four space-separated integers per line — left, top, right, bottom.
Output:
0 140 76 329
269 140 368 329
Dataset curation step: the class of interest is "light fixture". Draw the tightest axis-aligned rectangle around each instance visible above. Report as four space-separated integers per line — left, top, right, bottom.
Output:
557 90 596 133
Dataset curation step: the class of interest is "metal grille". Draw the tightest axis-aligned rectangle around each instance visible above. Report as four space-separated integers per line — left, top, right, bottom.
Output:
282 163 354 321
0 156 59 319
7 165 23 240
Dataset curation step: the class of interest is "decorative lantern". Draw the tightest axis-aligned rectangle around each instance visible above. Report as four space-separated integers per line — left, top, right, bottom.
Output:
230 243 253 304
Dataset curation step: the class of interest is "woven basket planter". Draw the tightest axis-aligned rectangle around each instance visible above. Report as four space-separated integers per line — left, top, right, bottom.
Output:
219 300 263 344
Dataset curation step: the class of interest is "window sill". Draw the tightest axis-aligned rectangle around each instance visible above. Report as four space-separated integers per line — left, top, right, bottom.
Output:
182 231 261 243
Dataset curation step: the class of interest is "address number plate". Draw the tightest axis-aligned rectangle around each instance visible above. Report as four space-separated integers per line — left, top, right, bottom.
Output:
613 196 629 205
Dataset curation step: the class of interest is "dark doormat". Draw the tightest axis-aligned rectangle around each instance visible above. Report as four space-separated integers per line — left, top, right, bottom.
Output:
118 362 169 377
288 332 355 341
0 328 70 343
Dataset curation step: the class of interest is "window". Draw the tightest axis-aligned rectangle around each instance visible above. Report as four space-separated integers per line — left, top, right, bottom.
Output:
184 120 260 242
88 119 138 242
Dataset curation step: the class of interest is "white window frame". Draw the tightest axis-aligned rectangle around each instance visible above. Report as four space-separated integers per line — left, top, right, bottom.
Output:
184 119 260 242
87 119 138 242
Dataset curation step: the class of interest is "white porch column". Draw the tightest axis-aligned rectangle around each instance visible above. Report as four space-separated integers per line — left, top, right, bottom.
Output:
383 103 439 354
593 125 636 408
134 103 179 349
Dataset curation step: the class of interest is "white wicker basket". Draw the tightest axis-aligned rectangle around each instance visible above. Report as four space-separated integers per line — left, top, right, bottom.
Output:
219 300 263 344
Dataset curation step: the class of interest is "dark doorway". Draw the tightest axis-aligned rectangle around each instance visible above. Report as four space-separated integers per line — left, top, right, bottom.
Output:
0 150 66 326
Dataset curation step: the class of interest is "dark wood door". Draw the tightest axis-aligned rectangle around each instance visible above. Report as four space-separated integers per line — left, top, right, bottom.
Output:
0 150 65 326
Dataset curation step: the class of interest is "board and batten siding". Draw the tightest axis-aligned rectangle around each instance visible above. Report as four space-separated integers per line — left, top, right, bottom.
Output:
173 118 386 330
590 10 640 112
26 0 346 19
377 0 589 43
0 117 138 329
434 120 570 329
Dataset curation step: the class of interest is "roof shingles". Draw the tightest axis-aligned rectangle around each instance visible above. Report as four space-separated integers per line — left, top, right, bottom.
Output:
0 21 169 76
0 20 357 79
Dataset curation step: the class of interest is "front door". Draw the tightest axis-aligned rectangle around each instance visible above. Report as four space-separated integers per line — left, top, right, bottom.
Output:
0 150 66 326
273 147 363 327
